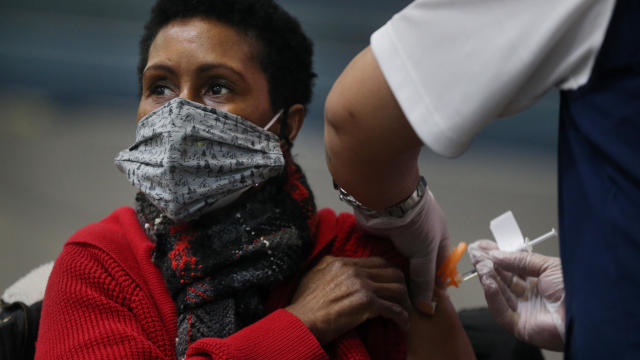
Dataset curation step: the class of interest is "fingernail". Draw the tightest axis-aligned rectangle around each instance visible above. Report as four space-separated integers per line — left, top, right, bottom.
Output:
415 299 436 315
478 271 498 289
476 260 494 275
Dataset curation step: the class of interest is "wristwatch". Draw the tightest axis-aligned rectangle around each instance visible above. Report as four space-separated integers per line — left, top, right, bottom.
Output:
334 176 427 218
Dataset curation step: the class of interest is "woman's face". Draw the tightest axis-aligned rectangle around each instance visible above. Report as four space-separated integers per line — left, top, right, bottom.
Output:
137 17 276 129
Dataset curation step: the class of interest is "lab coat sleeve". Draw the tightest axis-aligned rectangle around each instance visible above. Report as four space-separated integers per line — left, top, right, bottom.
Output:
371 0 615 157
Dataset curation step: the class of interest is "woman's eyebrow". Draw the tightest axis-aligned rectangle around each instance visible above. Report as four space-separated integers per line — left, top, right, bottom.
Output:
143 62 247 82
195 63 246 82
143 64 177 76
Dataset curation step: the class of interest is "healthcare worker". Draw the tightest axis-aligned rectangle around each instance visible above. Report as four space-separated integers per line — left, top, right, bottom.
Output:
324 0 639 357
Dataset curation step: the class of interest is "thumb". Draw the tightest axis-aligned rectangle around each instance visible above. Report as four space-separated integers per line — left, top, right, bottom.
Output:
468 239 499 267
489 250 554 278
409 256 436 315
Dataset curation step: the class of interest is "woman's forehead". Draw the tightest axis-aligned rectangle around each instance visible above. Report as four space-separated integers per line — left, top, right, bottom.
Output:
146 17 260 74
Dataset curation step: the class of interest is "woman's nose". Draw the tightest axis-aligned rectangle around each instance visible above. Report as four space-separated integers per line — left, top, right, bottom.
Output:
179 87 203 105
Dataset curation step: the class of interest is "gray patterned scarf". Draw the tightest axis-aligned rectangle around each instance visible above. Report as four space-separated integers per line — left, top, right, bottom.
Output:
137 155 316 359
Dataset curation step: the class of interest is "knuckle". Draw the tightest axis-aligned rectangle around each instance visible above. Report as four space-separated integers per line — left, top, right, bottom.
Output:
348 276 367 290
345 277 359 290
318 256 335 268
354 289 374 307
392 269 405 283
373 256 389 266
522 252 532 269
345 266 358 277
390 303 404 315
392 283 408 296
328 258 345 272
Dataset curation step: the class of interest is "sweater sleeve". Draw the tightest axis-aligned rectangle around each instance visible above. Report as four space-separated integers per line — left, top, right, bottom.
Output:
330 212 409 360
36 243 171 359
186 309 327 360
36 243 327 360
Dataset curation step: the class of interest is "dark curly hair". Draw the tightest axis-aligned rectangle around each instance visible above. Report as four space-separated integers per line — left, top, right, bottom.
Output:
138 0 316 117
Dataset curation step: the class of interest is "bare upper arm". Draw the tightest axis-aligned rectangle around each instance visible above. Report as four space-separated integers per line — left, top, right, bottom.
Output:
406 290 476 360
324 46 423 209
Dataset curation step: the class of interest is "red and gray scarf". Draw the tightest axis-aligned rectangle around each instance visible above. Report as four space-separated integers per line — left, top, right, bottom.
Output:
136 153 316 359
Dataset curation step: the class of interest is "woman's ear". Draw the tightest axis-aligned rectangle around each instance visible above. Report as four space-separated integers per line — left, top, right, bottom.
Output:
285 104 305 142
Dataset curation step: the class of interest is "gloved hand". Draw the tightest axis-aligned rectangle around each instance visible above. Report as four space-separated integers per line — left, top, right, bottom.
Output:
468 240 565 351
354 189 450 315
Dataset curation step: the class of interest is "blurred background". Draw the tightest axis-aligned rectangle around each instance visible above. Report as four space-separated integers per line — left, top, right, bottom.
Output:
0 0 560 357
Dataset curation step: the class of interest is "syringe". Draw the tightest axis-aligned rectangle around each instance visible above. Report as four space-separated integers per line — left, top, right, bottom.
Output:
460 228 558 282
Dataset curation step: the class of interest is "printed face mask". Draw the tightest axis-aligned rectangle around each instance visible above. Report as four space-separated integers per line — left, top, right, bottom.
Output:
115 98 285 222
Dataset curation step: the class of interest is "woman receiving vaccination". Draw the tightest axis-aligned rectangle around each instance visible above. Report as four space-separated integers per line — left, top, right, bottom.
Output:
35 1 474 359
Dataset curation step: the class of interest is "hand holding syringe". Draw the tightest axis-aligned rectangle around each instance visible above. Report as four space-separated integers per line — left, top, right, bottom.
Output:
438 211 558 287
458 228 557 282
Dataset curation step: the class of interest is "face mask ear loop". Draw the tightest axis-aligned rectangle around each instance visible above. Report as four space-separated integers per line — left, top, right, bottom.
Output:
277 109 294 149
263 109 284 131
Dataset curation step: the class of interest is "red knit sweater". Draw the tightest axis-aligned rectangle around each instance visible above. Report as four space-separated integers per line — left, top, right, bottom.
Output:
35 207 407 359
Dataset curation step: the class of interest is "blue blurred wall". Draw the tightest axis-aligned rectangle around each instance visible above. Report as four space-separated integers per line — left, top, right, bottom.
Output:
0 0 558 153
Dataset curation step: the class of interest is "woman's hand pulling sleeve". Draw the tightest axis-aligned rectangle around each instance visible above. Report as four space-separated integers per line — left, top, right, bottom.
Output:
286 255 411 345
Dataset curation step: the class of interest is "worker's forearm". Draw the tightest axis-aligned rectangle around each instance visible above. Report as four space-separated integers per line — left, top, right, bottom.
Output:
325 120 420 209
324 46 423 209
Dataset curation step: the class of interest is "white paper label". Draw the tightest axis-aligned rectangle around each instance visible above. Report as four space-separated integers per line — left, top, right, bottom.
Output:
490 211 525 252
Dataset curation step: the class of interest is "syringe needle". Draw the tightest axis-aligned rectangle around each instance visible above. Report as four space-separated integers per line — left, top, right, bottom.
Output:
460 228 558 283
461 269 478 282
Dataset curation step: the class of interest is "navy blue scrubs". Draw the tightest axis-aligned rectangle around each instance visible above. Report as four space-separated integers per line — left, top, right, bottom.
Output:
559 0 640 358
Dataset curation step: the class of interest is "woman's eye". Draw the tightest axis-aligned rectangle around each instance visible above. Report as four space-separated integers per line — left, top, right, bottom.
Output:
208 82 231 96
151 85 171 96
